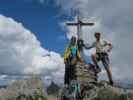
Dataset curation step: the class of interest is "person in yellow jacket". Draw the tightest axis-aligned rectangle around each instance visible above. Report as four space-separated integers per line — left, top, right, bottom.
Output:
64 36 83 85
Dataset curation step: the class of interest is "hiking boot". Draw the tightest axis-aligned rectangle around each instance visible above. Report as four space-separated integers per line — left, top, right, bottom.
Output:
110 80 114 86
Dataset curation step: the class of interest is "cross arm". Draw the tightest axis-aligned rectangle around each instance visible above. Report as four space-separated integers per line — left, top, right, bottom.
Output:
66 22 94 26
66 23 78 26
80 22 94 26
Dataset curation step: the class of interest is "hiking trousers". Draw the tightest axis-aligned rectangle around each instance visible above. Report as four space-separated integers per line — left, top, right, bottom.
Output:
64 64 76 85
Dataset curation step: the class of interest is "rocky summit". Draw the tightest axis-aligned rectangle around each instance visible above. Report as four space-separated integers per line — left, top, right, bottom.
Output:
59 63 133 100
0 64 133 100
76 63 98 84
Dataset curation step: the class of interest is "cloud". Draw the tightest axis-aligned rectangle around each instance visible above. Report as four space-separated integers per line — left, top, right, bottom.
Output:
54 0 133 81
0 15 64 82
0 75 8 80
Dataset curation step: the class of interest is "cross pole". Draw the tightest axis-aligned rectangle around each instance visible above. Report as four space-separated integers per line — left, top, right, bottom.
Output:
66 16 94 39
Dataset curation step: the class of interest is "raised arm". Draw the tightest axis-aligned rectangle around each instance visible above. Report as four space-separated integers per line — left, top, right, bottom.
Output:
103 40 113 52
83 42 95 49
107 42 113 52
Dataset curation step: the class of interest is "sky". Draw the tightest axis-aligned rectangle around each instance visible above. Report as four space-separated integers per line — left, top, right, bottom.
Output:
0 0 133 85
0 0 68 85
0 0 69 54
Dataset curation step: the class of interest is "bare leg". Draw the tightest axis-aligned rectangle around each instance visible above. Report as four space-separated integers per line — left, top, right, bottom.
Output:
91 54 101 72
106 66 113 85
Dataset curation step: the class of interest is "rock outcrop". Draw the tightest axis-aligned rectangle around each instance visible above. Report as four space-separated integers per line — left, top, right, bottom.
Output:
59 63 133 100
76 63 97 84
0 75 47 100
94 81 133 100
47 81 60 96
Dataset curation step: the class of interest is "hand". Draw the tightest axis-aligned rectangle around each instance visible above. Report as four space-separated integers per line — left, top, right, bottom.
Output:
64 60 67 64
71 58 77 65
108 43 113 52
80 59 85 64
107 49 111 52
107 47 112 52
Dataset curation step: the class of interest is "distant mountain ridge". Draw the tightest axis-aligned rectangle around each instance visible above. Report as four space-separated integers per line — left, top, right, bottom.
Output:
47 81 60 96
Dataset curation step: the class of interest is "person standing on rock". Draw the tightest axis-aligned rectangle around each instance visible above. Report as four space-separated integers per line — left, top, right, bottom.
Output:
64 36 84 85
84 32 113 85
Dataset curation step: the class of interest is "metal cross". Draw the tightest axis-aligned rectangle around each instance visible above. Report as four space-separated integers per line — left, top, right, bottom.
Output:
66 16 94 39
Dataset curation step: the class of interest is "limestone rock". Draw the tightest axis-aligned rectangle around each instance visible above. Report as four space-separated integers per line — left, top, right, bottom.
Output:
47 81 60 96
0 75 47 100
95 81 133 100
59 63 133 100
76 63 97 84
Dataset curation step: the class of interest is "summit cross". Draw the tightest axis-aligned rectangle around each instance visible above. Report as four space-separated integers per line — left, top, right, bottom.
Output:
66 16 94 39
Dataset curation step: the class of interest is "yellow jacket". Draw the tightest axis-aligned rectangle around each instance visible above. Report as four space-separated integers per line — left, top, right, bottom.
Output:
64 45 83 64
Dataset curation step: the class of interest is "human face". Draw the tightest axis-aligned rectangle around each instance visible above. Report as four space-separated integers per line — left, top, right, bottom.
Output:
71 37 76 46
95 33 101 41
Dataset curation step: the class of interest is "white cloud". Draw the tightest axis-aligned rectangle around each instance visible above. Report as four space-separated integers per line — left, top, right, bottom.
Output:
0 15 64 80
54 0 133 81
0 75 8 80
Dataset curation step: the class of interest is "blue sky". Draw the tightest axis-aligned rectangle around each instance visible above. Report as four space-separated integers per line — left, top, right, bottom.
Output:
0 0 69 54
0 0 133 85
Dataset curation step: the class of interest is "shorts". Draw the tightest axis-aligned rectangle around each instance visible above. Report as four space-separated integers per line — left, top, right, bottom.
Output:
96 53 110 69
